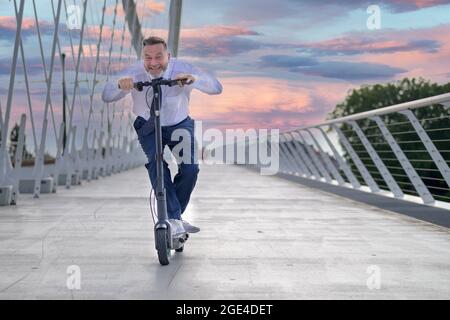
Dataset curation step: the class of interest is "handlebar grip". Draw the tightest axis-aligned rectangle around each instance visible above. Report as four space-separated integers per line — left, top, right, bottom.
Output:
166 77 192 87
134 82 144 91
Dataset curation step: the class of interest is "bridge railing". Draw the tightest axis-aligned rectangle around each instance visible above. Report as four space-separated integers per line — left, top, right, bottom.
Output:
215 93 450 210
0 0 150 206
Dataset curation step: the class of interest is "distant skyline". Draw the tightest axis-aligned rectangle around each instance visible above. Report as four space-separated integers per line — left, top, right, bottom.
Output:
1 0 450 155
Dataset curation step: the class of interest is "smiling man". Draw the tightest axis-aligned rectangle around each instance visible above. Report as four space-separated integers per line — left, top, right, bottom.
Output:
102 36 222 235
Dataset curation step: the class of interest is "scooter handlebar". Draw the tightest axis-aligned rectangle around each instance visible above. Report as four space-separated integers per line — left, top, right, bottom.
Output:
133 77 191 92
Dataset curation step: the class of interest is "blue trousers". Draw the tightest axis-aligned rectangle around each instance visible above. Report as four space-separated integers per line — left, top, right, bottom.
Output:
133 115 199 220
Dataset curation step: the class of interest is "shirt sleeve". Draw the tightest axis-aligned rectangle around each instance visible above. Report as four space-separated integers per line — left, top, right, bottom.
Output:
178 61 223 95
101 64 136 103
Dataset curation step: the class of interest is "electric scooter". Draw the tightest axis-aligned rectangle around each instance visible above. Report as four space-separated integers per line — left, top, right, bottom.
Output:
134 77 190 266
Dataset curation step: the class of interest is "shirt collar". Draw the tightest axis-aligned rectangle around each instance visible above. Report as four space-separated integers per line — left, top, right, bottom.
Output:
163 58 174 79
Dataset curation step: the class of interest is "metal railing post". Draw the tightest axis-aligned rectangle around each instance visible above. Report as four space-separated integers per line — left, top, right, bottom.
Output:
371 115 434 204
305 129 345 185
348 120 403 198
399 110 450 189
331 123 380 192
316 127 360 189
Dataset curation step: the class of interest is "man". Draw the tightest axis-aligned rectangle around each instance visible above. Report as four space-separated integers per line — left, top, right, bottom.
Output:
102 36 222 235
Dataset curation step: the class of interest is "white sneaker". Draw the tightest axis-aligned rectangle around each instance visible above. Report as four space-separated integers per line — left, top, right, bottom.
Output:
168 219 186 236
181 219 200 233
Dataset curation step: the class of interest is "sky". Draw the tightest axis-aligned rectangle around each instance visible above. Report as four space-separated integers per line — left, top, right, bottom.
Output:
178 0 450 131
1 0 450 155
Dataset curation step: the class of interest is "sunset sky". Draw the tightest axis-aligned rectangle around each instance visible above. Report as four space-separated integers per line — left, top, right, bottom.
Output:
179 0 450 130
1 0 450 154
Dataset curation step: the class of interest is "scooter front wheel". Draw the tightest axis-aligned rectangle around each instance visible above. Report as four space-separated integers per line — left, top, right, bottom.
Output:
155 228 170 265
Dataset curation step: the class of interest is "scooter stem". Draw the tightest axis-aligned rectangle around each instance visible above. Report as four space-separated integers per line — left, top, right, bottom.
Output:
151 83 169 225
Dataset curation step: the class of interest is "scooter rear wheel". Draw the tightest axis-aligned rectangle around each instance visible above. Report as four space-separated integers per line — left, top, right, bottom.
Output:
175 246 184 252
155 229 170 265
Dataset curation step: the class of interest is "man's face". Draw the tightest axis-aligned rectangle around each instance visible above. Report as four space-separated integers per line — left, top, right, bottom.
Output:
143 43 170 77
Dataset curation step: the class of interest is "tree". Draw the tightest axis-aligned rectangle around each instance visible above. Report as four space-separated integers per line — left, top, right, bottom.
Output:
328 78 450 202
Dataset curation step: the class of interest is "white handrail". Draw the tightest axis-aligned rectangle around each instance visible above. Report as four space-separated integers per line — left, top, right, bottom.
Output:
286 92 450 132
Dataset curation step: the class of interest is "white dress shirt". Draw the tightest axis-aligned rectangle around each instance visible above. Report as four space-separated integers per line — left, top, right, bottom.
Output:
101 58 223 126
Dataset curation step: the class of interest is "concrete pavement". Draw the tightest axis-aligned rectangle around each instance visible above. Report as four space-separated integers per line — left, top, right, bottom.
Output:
0 164 449 299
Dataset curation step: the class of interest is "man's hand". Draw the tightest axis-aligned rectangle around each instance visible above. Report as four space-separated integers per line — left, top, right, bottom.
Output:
174 73 195 87
118 77 134 90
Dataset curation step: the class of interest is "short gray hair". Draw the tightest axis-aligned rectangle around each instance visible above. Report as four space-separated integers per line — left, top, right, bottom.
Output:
142 36 167 49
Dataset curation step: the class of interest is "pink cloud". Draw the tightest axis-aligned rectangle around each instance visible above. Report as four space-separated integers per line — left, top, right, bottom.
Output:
180 25 262 57
0 16 46 30
139 25 262 57
389 0 450 10
182 25 260 38
105 0 165 18
345 25 450 82
298 34 440 57
302 37 421 54
189 76 351 131
0 16 54 39
68 23 262 60
141 25 259 41
295 24 450 83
